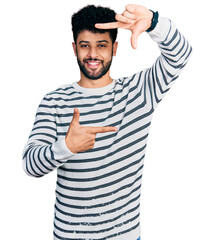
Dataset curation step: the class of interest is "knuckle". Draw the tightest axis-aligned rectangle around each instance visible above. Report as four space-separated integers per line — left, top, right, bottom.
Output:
123 10 127 16
89 138 95 145
90 134 96 140
115 14 121 20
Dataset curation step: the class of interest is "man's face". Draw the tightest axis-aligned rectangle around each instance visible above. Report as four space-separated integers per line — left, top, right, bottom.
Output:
72 30 118 80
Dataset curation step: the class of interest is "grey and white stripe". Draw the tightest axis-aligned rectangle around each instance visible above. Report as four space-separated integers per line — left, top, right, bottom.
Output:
22 17 192 240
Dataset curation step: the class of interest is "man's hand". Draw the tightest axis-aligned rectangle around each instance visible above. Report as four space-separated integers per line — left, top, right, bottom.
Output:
95 4 153 49
65 108 118 153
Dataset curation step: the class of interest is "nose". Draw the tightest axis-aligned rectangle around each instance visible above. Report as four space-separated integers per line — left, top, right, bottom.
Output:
87 47 98 59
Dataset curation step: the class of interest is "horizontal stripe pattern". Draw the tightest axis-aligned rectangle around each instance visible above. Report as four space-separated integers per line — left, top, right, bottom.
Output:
22 17 192 239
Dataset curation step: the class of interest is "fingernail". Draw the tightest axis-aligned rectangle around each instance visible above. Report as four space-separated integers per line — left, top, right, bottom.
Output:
114 127 118 131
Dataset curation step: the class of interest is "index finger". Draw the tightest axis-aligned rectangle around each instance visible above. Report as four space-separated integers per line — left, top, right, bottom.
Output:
89 126 118 133
95 22 121 29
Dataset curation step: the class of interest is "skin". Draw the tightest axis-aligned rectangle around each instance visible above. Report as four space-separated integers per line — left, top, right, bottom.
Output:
65 4 153 153
72 31 118 88
95 4 153 49
65 108 118 154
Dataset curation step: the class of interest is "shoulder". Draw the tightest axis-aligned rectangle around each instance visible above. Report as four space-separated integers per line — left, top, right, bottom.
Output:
46 83 75 97
38 83 77 108
42 82 78 101
120 69 148 86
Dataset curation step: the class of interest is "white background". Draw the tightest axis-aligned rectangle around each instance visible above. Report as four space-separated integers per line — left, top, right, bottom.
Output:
1 0 214 239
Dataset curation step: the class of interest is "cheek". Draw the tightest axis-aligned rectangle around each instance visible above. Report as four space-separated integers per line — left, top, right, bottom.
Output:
76 50 85 61
102 49 113 59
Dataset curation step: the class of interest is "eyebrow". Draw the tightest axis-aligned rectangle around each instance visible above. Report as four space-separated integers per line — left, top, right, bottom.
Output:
78 40 109 44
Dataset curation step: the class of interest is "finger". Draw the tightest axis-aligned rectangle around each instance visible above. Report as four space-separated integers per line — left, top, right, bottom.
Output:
122 11 137 20
71 108 80 126
95 21 121 29
89 126 118 134
115 14 134 24
125 4 137 13
131 31 141 49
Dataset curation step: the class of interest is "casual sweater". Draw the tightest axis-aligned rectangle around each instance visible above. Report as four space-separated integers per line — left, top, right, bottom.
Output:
22 17 192 240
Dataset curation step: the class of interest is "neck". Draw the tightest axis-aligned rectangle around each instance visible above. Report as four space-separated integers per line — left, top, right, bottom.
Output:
77 71 113 88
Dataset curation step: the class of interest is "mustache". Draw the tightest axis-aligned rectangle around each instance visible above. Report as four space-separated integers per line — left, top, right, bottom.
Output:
83 58 104 63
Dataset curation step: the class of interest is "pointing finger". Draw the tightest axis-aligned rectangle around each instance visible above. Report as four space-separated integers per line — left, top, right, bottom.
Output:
95 21 121 29
88 126 118 134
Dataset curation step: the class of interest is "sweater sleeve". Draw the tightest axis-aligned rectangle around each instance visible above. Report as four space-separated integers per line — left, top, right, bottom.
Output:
141 17 193 110
22 94 75 177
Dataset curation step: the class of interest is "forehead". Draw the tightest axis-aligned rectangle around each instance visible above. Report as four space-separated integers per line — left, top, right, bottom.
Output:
77 30 112 43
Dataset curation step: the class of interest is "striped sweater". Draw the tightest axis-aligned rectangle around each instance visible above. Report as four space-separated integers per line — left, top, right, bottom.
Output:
22 17 192 240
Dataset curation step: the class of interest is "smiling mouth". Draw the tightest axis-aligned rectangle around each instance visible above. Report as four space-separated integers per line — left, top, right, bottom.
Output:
85 60 102 70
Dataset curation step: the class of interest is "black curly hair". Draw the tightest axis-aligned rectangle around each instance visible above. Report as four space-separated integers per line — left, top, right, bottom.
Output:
71 5 118 44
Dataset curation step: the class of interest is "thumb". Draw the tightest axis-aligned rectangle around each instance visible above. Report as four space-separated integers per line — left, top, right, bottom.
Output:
71 108 80 126
131 30 141 49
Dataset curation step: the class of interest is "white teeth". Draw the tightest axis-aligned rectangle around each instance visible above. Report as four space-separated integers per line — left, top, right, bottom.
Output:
88 62 100 65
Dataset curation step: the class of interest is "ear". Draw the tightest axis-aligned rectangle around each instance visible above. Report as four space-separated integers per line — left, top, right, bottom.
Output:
113 41 118 56
72 42 77 56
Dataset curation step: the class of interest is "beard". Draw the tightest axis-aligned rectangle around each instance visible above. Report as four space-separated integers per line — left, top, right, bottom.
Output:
76 49 113 80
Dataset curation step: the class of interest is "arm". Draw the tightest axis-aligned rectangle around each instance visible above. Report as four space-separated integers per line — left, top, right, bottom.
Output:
144 16 193 110
95 4 193 109
22 97 118 178
22 94 74 177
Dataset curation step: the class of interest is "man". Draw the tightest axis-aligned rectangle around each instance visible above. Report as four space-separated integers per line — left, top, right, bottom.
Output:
22 3 192 240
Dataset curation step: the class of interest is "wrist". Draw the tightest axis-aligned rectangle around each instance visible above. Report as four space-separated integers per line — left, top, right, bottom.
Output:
146 10 159 32
147 10 153 28
65 135 77 154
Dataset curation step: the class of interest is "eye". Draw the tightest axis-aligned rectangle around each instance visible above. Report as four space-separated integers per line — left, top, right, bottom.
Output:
98 44 106 48
80 44 89 48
